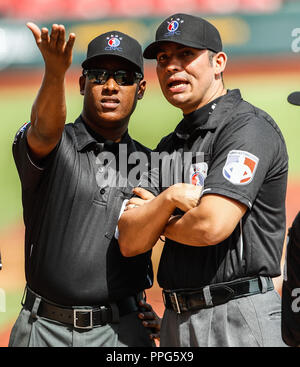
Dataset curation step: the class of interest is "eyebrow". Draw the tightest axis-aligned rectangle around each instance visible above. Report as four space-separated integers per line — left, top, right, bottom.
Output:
156 44 191 54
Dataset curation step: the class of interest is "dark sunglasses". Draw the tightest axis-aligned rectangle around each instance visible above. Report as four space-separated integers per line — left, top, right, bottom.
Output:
83 69 143 86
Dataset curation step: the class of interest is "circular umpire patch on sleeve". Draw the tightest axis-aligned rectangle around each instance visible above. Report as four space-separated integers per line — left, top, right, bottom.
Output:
190 162 208 186
222 150 259 185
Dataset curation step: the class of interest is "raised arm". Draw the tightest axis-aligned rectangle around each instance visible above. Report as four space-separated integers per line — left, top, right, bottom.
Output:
26 22 75 160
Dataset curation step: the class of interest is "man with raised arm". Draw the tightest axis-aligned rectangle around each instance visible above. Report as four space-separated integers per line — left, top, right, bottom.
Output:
10 22 159 347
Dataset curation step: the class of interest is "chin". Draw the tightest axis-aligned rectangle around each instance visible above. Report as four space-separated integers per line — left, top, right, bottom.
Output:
167 96 191 110
99 117 125 126
99 111 131 126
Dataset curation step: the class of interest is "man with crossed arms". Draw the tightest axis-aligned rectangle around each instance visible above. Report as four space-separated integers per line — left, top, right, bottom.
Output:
119 13 288 347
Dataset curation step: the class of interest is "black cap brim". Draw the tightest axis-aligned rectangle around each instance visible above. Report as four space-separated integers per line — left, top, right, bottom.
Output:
82 53 143 76
143 39 207 59
288 92 300 106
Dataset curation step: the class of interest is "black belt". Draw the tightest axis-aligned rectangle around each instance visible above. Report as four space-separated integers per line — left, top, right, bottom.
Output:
163 276 274 314
23 287 140 329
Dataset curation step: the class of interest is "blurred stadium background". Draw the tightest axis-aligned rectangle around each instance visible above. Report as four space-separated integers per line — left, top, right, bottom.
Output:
1 0 300 347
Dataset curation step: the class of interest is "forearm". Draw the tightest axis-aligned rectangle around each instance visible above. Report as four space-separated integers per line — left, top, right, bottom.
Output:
26 23 75 158
163 209 215 246
163 194 247 247
30 70 66 143
118 189 176 257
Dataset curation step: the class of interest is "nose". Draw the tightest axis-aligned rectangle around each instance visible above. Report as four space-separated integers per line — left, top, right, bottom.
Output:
165 55 183 74
103 76 120 94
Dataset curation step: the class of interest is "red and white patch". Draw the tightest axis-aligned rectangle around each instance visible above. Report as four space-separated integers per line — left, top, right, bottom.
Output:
222 150 259 185
190 162 208 186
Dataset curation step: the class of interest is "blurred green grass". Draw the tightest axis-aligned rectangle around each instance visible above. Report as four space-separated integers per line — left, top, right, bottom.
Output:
1 73 300 230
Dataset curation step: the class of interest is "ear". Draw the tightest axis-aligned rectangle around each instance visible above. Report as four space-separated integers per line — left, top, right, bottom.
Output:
79 75 86 96
214 52 227 76
137 80 146 100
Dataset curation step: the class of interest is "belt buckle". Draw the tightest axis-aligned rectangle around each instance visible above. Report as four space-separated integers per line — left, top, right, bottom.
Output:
170 292 181 314
73 309 93 329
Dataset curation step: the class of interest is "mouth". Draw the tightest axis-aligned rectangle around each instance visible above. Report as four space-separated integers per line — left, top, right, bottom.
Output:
100 97 120 110
167 78 189 93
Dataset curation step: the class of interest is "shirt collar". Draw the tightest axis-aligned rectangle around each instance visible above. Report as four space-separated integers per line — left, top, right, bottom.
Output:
73 115 131 152
174 89 242 141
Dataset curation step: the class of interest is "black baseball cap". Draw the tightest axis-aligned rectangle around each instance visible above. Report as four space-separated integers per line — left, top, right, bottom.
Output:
288 91 300 106
82 31 144 75
143 13 222 59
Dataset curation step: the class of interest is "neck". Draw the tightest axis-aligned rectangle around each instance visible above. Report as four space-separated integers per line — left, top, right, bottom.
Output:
183 84 227 115
81 114 129 142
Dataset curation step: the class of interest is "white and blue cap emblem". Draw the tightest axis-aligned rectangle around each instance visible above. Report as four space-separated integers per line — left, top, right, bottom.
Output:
168 20 179 32
166 17 184 36
81 30 144 75
106 34 122 50
143 13 223 59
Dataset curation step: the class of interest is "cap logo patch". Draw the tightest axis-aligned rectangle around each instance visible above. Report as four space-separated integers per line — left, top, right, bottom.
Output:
105 34 123 51
168 20 179 32
165 17 184 37
222 150 259 185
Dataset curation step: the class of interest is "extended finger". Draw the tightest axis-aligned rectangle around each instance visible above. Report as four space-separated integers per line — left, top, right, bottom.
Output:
49 24 59 48
65 32 76 55
41 27 50 44
56 24 66 51
132 187 155 200
26 22 42 44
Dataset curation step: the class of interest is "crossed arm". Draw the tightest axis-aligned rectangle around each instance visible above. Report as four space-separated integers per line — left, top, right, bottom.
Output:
118 185 247 257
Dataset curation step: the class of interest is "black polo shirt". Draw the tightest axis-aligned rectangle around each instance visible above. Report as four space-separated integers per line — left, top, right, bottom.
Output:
146 89 288 290
13 116 153 306
282 212 300 346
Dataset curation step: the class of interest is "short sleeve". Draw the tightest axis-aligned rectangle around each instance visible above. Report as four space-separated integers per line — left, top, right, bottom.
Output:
202 115 288 208
12 122 45 190
12 122 61 190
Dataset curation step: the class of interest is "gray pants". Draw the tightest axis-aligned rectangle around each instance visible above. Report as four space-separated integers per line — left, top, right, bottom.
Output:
160 290 288 347
9 307 155 347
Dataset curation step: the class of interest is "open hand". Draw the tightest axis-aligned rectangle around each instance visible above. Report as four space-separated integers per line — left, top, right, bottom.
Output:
26 22 75 76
